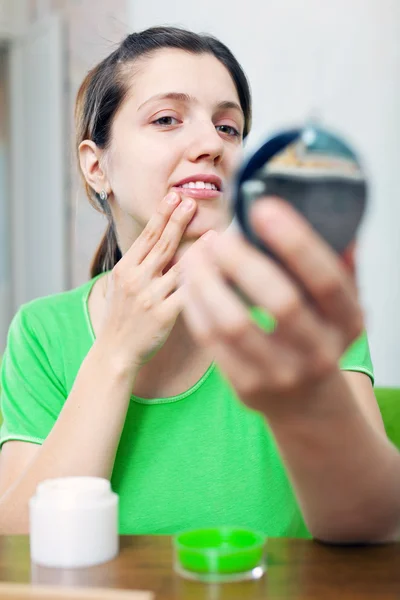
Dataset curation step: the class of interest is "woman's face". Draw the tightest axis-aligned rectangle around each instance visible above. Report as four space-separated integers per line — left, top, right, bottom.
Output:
104 49 245 253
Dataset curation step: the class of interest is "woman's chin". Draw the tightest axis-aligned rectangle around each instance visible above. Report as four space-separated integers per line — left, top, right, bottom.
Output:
183 213 229 239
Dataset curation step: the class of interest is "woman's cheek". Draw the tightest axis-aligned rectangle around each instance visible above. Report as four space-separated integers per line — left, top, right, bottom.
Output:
227 145 243 175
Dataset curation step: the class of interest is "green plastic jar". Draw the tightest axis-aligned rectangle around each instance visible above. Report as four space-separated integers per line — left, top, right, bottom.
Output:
173 527 267 583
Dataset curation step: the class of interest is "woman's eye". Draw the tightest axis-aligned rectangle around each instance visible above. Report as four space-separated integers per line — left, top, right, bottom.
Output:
216 124 241 137
152 116 179 126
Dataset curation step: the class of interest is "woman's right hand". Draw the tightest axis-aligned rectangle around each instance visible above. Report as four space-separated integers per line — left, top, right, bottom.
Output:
95 192 201 373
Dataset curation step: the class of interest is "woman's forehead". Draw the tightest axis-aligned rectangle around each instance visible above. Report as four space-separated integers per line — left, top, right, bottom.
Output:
128 49 240 109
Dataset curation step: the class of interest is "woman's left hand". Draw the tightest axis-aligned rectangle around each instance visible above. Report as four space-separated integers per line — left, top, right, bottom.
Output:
180 196 364 416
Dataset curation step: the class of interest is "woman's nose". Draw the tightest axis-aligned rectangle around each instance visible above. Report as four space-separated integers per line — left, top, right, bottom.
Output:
187 122 224 165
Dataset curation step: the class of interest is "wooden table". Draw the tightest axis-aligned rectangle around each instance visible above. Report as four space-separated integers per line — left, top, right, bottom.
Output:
0 535 399 599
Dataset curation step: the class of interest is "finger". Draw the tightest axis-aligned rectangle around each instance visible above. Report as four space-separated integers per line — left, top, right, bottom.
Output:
136 265 180 311
180 276 212 342
181 251 304 395
119 192 182 267
210 231 343 358
182 242 280 359
213 230 302 321
160 285 185 322
201 339 289 410
250 197 363 340
143 198 197 275
182 242 252 343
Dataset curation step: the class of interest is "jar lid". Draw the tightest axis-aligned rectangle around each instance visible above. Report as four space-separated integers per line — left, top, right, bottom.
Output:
32 476 114 509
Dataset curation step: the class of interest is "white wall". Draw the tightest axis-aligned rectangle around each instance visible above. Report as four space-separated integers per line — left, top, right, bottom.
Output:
0 48 11 352
9 15 67 311
0 0 29 37
129 0 400 387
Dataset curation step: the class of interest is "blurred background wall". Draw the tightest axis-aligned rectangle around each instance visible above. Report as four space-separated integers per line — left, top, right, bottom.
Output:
27 0 128 287
0 0 128 346
0 0 399 386
0 46 10 350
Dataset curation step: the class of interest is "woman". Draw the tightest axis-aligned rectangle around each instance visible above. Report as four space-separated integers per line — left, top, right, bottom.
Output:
0 26 398 541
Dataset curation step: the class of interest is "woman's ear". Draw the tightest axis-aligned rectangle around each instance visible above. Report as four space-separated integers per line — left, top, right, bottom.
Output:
78 140 111 195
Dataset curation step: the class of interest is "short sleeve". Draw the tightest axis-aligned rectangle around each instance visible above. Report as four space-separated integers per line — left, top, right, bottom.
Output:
0 305 67 448
339 330 374 384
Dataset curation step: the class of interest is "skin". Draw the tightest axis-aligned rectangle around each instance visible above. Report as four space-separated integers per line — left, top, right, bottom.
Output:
0 48 399 542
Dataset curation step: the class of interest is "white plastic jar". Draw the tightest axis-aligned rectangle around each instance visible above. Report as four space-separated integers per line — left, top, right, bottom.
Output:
29 476 119 568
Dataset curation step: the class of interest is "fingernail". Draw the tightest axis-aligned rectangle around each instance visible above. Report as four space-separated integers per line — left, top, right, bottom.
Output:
166 192 179 205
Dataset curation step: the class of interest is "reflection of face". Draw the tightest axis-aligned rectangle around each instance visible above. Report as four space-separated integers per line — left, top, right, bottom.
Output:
105 49 245 253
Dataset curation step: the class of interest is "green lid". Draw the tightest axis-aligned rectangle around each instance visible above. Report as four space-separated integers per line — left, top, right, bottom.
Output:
173 527 267 583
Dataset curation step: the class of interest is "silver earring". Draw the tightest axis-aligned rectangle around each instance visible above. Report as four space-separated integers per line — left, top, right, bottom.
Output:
99 190 108 202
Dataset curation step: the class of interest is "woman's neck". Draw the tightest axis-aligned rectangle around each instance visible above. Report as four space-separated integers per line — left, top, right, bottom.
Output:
132 314 214 399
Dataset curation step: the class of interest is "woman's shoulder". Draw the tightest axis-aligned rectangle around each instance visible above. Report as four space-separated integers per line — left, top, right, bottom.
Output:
10 276 102 342
1 277 102 388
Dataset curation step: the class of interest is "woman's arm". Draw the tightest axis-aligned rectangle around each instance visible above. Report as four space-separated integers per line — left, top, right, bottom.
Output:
181 196 400 543
0 191 197 534
0 341 136 533
267 371 400 543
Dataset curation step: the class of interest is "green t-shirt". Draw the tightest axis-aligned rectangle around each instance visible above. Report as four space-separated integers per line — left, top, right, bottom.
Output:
0 275 374 537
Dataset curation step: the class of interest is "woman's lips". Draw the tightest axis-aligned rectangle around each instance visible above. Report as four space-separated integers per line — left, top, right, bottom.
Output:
171 186 221 199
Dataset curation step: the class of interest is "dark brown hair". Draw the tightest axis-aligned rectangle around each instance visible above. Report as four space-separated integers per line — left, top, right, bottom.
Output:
75 26 252 278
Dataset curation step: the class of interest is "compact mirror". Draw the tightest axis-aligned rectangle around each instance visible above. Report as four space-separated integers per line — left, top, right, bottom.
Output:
233 123 367 256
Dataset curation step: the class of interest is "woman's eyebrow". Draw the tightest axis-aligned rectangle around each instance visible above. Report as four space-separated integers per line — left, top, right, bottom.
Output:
137 92 243 116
